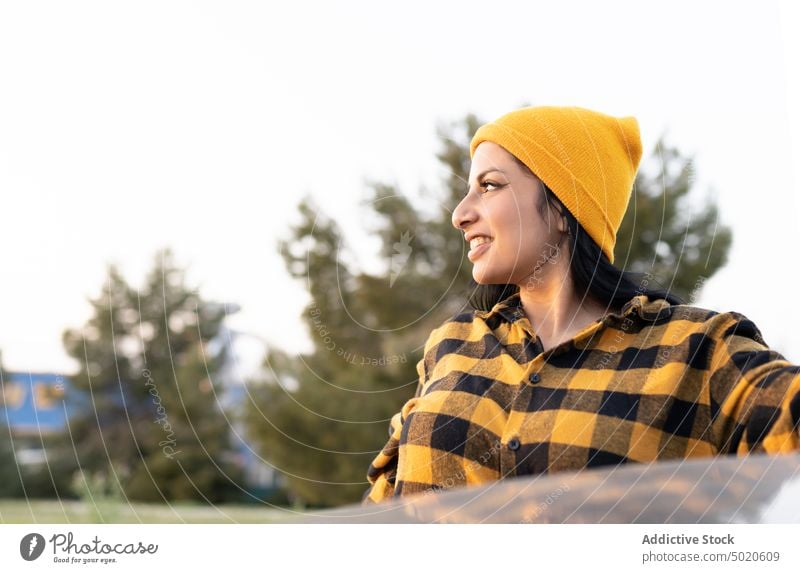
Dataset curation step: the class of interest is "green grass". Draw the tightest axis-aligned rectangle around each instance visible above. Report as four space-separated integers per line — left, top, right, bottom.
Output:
0 498 303 523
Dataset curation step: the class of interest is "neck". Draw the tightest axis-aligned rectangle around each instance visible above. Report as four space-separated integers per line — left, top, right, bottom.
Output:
516 256 606 351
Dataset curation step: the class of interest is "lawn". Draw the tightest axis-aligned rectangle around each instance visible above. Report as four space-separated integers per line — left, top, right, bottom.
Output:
0 498 302 523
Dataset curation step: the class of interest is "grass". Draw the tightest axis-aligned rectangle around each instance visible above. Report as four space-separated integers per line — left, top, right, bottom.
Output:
0 498 304 524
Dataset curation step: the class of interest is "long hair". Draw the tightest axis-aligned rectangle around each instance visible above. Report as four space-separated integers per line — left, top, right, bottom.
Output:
467 157 684 312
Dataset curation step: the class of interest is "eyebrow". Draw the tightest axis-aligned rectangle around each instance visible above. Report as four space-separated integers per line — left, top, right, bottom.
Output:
466 169 505 194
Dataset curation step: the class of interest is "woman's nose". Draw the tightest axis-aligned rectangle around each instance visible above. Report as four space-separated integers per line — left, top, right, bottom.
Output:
452 193 477 231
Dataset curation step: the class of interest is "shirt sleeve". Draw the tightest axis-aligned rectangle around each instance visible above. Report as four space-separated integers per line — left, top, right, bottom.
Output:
361 354 427 505
708 311 800 455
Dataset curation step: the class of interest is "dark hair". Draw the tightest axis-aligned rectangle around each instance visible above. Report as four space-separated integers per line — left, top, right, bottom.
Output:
467 157 685 312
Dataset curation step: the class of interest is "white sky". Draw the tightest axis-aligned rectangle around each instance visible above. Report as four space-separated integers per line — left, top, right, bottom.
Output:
1 0 799 375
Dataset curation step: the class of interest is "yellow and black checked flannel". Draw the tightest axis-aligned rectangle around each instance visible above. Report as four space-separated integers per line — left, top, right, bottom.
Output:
362 291 800 504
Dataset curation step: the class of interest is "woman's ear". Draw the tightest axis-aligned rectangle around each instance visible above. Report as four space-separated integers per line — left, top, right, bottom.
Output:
557 212 568 235
549 201 569 235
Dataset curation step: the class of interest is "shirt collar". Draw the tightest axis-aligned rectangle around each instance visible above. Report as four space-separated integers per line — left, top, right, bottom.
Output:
478 289 673 325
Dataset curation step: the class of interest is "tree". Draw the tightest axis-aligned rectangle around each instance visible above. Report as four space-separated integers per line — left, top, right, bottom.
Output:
614 136 732 299
244 112 732 507
56 248 243 503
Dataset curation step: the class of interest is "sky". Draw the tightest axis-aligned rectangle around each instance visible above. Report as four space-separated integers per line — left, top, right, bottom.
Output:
1 0 799 376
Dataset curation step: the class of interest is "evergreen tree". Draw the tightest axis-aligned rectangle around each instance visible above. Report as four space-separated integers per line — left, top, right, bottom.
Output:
57 248 242 503
615 136 732 297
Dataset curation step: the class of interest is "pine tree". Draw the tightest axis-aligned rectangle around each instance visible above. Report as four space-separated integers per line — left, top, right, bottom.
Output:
57 248 242 503
615 136 732 298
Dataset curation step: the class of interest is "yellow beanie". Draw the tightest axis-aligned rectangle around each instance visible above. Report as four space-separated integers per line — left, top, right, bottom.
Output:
469 105 642 264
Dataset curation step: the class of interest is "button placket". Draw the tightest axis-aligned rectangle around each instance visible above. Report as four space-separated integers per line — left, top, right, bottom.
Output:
499 440 518 478
500 384 531 479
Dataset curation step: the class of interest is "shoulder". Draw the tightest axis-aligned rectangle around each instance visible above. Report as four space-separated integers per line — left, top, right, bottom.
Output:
429 306 483 336
420 308 482 352
415 308 486 374
651 298 768 345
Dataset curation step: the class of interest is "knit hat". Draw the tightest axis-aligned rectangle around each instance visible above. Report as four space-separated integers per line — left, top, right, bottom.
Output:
469 105 642 264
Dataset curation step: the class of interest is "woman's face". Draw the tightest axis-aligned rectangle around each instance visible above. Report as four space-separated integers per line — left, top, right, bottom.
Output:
452 141 567 286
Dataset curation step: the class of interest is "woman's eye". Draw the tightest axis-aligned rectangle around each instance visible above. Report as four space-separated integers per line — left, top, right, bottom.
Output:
480 181 501 193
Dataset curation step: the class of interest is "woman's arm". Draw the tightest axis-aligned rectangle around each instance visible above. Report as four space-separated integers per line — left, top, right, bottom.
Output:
361 355 427 505
708 311 800 454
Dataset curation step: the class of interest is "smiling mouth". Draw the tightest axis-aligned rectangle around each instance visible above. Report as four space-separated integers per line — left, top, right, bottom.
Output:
468 237 493 260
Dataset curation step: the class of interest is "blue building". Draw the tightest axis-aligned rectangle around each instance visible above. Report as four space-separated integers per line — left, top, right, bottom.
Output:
0 371 85 465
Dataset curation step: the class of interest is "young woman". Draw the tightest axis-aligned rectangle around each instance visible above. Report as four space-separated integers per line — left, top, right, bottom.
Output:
362 105 800 505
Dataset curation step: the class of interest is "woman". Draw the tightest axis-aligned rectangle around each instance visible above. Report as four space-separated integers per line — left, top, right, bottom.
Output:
362 105 800 505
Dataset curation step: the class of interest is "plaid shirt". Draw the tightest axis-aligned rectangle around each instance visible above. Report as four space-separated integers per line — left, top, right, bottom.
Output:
362 291 800 504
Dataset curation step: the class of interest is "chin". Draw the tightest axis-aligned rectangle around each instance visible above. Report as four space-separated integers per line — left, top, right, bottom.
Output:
471 264 489 284
472 265 512 286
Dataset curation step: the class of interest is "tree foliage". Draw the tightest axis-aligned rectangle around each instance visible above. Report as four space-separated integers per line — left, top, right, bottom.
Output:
54 248 242 503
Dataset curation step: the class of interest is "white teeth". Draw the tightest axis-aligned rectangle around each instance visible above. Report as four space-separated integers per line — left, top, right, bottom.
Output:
470 236 492 249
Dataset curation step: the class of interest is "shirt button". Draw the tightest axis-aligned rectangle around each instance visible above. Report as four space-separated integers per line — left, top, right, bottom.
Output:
529 373 541 384
507 437 521 451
